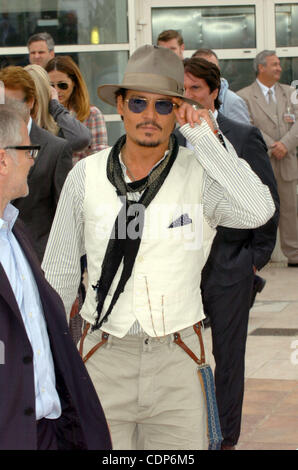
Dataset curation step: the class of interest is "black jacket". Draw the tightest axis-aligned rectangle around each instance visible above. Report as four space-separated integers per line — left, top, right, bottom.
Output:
174 112 280 285
13 121 73 262
0 218 111 450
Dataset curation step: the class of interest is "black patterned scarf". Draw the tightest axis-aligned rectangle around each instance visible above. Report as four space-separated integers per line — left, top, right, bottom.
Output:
92 133 179 330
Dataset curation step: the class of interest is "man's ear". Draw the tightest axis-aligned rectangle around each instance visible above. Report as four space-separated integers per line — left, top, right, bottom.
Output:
0 149 9 176
212 87 219 101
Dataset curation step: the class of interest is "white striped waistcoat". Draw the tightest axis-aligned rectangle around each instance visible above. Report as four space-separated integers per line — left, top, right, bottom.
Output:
80 146 216 338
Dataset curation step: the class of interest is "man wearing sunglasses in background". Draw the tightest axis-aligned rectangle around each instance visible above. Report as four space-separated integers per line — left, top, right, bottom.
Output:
43 45 275 450
0 102 111 450
0 67 72 262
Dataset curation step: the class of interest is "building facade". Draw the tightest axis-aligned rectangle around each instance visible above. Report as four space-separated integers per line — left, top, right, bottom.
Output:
1 0 298 143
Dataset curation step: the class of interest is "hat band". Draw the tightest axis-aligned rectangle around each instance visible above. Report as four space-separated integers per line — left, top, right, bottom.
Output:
122 73 184 95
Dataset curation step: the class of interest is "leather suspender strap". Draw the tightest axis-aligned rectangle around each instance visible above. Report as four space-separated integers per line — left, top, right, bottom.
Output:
79 322 90 357
173 322 205 365
79 322 204 365
193 322 206 364
79 322 109 363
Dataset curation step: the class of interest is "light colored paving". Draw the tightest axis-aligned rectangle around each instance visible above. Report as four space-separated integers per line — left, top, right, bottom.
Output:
203 263 298 450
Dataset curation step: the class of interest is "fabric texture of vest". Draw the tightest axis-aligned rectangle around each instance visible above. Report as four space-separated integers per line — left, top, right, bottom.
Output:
81 146 216 338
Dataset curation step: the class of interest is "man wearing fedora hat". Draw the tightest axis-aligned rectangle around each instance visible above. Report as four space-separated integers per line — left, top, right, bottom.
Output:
43 45 275 450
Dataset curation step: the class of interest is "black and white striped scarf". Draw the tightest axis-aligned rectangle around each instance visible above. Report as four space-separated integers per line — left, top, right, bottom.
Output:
92 133 179 330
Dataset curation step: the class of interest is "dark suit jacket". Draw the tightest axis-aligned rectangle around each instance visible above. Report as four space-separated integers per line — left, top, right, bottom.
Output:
13 121 73 262
0 218 112 450
174 112 280 285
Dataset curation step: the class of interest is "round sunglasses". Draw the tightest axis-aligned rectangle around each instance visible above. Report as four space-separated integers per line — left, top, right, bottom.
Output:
125 97 178 115
51 82 69 90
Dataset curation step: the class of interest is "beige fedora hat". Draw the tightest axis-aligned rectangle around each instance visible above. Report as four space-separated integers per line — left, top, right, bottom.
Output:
97 44 197 107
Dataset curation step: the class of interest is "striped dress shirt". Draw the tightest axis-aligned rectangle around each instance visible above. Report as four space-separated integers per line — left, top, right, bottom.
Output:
42 120 275 331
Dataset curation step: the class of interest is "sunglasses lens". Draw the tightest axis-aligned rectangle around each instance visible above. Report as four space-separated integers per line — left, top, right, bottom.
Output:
155 100 174 115
128 98 147 113
58 83 69 90
127 98 174 115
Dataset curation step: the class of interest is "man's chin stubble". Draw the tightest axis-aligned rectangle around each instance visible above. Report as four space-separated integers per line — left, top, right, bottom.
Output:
135 139 161 148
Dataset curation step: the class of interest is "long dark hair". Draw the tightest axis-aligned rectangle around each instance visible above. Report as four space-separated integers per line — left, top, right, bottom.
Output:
45 55 90 121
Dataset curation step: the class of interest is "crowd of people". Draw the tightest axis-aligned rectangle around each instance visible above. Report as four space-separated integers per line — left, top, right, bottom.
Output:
0 27 297 451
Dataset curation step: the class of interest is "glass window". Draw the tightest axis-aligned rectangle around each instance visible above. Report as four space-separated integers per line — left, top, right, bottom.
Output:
106 121 125 146
64 51 129 115
219 59 255 92
280 57 298 85
152 5 256 50
276 3 298 47
0 50 129 116
0 0 128 47
0 54 28 68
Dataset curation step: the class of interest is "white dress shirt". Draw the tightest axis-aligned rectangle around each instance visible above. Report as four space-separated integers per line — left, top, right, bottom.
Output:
0 204 61 420
256 79 277 104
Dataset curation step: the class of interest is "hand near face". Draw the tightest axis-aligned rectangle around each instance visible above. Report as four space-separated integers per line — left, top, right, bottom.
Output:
172 98 215 133
50 86 59 101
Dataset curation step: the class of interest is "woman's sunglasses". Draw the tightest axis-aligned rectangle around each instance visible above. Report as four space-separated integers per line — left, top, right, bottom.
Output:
125 97 178 115
51 82 69 90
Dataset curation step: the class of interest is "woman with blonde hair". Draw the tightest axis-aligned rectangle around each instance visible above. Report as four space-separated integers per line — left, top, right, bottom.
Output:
45 55 108 164
24 63 91 153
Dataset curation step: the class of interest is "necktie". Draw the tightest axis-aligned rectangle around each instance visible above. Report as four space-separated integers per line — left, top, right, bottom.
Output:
267 89 277 116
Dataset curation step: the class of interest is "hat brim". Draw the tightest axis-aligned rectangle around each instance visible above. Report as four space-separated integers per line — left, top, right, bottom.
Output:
97 84 200 108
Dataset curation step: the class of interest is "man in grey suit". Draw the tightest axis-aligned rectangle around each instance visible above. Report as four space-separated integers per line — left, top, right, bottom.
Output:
238 50 298 266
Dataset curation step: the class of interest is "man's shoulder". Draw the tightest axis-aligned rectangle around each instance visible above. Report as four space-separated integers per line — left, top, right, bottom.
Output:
237 81 256 97
218 112 252 134
224 87 246 104
30 121 68 149
276 82 294 95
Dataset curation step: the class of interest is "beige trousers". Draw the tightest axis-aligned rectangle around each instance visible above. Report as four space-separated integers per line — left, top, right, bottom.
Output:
81 325 208 450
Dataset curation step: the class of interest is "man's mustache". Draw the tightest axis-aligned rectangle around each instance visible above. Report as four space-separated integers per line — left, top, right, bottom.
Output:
136 120 162 131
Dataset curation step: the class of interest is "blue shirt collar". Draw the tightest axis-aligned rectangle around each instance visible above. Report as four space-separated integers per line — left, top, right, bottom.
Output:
0 203 19 231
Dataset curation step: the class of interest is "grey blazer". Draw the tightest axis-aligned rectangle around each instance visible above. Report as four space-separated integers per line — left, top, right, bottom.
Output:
13 121 73 262
237 80 298 181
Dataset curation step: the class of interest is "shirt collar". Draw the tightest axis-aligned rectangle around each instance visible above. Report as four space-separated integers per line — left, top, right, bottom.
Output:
27 116 33 135
0 203 19 231
119 150 169 181
256 78 276 96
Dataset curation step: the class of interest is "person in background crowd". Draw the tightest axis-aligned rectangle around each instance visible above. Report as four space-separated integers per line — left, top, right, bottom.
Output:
46 55 108 340
46 55 108 165
192 48 250 124
238 50 298 267
157 29 185 59
27 32 55 69
175 57 279 450
0 66 72 262
0 102 111 450
42 45 275 450
24 64 91 153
